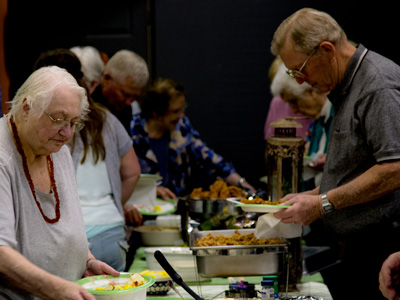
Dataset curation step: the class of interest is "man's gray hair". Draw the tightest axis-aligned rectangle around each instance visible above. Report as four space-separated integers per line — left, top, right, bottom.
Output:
271 8 347 56
104 49 149 88
70 45 104 87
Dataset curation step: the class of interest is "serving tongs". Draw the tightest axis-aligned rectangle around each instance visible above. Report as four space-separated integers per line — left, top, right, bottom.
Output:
154 250 205 300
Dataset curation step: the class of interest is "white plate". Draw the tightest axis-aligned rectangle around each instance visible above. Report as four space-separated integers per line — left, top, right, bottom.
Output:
138 199 176 216
236 203 290 213
76 273 155 299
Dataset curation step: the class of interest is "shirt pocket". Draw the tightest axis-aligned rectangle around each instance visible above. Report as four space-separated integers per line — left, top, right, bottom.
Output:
327 129 363 175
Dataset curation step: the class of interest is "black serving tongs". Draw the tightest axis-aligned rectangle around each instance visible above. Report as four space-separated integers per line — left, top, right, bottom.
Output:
154 250 205 300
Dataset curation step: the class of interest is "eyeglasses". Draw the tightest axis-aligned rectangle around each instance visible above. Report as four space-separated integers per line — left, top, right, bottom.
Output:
286 48 318 79
44 112 85 132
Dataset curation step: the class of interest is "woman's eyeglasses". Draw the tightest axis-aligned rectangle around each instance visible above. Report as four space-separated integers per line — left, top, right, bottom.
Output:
44 112 85 132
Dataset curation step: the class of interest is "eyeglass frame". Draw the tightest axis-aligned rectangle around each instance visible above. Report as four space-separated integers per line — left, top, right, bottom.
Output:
286 47 318 79
44 112 85 132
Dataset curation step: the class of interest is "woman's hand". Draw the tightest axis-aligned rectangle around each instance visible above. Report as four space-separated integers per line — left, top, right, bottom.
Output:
124 204 143 226
309 153 326 171
157 186 177 200
240 181 256 192
83 259 120 278
52 280 96 300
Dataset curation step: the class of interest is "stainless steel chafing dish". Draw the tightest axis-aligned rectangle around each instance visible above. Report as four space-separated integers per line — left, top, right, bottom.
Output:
189 229 287 277
185 197 242 222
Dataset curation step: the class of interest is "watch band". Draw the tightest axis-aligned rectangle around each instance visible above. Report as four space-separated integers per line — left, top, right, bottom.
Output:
321 193 334 213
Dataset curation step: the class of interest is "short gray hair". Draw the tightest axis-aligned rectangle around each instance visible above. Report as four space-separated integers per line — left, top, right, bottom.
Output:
270 63 312 98
70 45 104 87
271 8 347 55
104 49 149 89
9 66 89 119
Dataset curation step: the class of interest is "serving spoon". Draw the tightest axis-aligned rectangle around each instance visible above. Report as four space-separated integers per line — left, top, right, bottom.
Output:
154 250 205 300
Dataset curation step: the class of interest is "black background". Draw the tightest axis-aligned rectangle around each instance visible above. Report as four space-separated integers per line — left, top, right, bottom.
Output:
4 0 398 187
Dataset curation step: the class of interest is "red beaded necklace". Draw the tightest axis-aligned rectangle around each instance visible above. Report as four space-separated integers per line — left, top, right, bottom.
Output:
9 116 61 224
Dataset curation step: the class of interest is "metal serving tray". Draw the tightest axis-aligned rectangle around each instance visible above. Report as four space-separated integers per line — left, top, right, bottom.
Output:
185 197 242 222
189 229 287 277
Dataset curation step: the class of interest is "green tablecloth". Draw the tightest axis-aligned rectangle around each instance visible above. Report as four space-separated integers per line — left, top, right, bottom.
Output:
128 247 324 284
128 247 332 299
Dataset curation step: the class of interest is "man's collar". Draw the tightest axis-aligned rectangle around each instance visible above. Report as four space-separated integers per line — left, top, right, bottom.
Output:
330 44 368 102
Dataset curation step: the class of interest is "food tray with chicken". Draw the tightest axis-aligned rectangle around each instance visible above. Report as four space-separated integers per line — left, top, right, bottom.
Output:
189 229 287 277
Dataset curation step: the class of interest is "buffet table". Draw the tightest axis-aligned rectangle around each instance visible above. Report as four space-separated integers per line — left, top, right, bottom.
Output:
128 247 333 300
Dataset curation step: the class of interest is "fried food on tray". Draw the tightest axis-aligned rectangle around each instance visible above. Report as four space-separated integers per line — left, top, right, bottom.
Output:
240 196 284 205
194 230 283 247
190 188 207 198
190 180 246 199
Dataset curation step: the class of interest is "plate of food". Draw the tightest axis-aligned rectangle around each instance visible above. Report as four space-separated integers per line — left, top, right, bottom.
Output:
138 198 176 216
76 273 155 299
235 196 290 213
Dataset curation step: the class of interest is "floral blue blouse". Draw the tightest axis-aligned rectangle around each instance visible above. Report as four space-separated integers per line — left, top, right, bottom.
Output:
130 114 236 196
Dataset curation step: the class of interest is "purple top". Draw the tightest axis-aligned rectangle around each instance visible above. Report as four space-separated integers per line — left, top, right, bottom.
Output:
264 96 313 140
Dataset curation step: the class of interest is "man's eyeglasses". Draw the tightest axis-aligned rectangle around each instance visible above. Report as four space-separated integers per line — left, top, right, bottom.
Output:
44 112 85 132
286 48 317 79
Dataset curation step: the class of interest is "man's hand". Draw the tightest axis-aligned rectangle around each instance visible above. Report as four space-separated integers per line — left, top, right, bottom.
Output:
379 252 400 300
274 193 323 225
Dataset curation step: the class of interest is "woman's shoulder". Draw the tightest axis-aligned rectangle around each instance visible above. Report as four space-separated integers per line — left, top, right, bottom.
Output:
177 116 194 130
103 109 121 125
0 117 17 166
173 116 200 141
54 145 73 160
103 110 129 133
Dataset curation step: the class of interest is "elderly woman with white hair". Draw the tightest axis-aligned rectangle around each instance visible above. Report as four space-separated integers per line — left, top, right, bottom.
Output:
270 63 333 189
0 66 119 299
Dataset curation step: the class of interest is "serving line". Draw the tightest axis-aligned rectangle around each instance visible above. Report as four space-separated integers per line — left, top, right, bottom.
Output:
128 247 333 300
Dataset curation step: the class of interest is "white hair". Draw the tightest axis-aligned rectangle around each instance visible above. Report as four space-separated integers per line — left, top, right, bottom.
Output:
104 49 149 88
9 66 89 119
270 63 312 98
70 45 104 88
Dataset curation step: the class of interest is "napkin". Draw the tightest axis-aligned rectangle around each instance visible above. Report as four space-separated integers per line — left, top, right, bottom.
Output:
255 213 302 239
127 174 162 206
127 183 157 206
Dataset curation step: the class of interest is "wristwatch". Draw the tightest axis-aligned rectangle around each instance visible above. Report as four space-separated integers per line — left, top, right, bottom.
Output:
239 177 246 184
321 193 335 213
